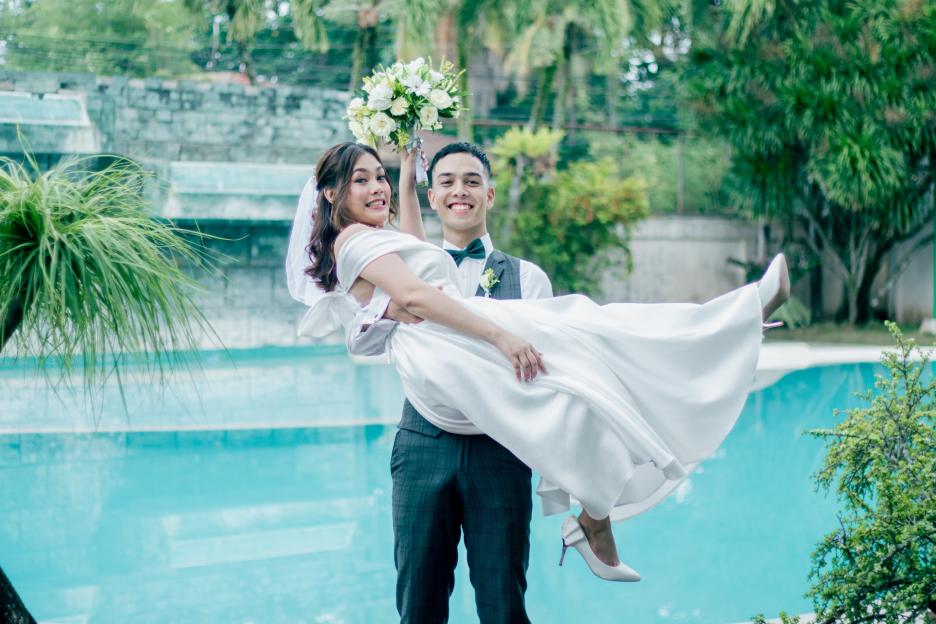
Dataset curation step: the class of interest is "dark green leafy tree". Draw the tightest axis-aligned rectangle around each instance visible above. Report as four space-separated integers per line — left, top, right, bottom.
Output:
808 322 936 623
188 0 391 86
186 0 269 82
686 0 936 324
0 0 200 77
504 0 663 130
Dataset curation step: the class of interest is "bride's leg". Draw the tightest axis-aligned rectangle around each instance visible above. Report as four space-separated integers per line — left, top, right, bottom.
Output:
577 510 621 567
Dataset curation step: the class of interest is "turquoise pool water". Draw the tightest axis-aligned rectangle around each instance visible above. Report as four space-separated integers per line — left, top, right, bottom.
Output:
0 350 884 623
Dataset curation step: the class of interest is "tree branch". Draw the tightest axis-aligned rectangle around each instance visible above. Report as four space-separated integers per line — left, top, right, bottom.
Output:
796 202 849 281
874 224 933 302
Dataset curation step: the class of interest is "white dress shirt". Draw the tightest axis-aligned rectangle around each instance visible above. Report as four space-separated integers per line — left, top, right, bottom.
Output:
346 233 552 356
442 233 553 299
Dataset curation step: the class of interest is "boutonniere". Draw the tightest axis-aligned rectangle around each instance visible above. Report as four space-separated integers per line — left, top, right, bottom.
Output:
480 268 499 298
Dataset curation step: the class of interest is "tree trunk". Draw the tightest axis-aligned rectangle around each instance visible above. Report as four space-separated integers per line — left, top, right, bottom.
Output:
0 567 35 624
550 27 572 132
1 295 23 352
605 72 618 127
529 65 556 128
498 154 527 244
350 7 380 91
238 41 256 84
456 32 472 140
0 299 34 621
350 26 377 90
846 283 859 325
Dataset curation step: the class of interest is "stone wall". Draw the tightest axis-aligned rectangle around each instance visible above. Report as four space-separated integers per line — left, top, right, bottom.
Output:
0 70 351 349
888 229 933 324
0 70 349 168
1 70 932 349
598 216 758 305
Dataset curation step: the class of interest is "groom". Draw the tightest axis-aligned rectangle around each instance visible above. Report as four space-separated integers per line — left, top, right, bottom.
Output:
349 142 552 623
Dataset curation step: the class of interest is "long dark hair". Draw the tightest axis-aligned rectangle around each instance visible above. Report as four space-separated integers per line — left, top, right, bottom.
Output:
305 142 396 292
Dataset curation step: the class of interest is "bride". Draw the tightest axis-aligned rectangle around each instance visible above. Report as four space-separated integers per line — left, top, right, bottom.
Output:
288 142 789 582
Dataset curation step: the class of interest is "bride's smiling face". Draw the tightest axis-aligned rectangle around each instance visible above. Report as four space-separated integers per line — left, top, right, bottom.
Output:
327 153 391 227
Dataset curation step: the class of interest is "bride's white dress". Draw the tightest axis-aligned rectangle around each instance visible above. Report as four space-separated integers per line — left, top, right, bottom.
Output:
337 228 763 522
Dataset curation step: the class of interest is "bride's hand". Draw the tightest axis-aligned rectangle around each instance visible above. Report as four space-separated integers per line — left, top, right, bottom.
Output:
495 331 547 382
399 147 428 187
399 148 417 187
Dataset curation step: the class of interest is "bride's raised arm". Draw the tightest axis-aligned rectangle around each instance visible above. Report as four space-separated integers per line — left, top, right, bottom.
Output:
397 148 427 241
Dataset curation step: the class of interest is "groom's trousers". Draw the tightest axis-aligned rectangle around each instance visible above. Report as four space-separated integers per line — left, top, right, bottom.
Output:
391 400 533 624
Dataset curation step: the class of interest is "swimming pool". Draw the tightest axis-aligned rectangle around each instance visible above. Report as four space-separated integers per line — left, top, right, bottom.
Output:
0 349 884 623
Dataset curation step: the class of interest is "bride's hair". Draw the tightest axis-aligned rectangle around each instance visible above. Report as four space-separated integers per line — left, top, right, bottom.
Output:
305 142 397 291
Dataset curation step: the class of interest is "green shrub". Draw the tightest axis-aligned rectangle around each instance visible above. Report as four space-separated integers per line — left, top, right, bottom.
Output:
808 322 936 623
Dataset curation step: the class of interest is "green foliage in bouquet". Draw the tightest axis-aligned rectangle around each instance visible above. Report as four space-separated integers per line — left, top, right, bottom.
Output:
808 322 936 623
0 154 215 390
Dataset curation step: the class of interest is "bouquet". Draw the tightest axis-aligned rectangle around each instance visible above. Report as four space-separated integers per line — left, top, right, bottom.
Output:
346 57 464 184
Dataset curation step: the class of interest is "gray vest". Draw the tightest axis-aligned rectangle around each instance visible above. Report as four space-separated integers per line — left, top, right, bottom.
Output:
399 250 522 437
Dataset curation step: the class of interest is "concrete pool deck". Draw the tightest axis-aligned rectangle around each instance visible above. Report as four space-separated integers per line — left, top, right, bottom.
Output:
751 341 916 391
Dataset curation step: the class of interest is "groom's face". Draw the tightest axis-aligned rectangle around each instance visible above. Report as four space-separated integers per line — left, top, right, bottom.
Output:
428 152 494 238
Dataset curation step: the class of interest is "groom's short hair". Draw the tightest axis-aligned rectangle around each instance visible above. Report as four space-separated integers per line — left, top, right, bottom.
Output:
428 142 493 186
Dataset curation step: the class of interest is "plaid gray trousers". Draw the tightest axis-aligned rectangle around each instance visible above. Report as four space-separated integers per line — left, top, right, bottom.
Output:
391 249 531 623
391 401 533 624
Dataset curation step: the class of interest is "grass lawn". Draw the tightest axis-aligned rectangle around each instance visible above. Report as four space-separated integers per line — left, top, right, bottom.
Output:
765 321 934 346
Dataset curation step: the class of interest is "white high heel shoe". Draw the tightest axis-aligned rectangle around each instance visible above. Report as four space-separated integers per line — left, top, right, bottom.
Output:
559 516 641 582
758 253 791 322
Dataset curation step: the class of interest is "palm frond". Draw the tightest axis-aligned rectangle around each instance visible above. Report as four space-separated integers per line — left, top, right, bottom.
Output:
227 0 266 45
292 0 331 53
0 155 219 392
724 0 775 44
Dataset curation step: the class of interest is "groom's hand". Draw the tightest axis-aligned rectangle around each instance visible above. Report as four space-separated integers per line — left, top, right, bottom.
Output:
384 300 424 324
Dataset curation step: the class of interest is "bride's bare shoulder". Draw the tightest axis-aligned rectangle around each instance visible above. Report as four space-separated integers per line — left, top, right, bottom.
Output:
335 224 377 258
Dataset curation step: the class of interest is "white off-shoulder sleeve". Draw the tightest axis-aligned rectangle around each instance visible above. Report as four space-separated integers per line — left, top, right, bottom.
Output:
336 228 423 287
297 291 359 338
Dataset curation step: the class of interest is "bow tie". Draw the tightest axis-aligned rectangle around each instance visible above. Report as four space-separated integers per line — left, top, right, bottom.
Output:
446 238 486 266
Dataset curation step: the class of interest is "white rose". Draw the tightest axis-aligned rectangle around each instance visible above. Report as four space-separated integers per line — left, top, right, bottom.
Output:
349 120 366 140
347 97 365 112
389 62 405 79
402 73 429 97
414 81 431 97
419 105 438 127
406 57 426 73
367 84 393 111
389 97 409 117
369 112 396 138
429 70 444 85
428 89 453 109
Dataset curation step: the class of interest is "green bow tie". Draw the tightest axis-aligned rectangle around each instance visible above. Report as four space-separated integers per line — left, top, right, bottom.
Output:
447 238 486 266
